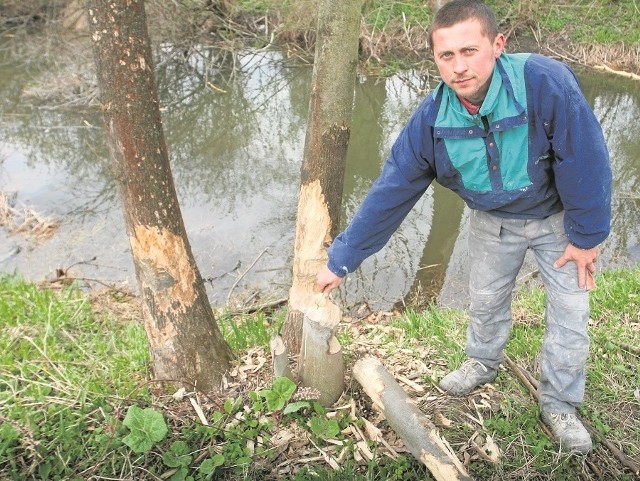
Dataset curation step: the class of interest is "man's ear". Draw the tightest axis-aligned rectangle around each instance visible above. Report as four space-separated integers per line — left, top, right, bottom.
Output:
494 33 506 57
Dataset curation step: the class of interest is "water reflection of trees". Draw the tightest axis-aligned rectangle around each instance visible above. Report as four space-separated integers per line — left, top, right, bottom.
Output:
582 72 640 266
159 49 308 210
1 43 639 308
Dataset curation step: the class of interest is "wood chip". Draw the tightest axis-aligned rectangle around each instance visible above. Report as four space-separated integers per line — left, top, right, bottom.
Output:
357 440 374 461
362 417 383 442
397 375 424 392
434 411 452 428
189 397 209 426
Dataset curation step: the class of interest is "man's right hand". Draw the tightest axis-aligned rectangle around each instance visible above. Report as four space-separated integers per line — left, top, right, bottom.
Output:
315 265 343 295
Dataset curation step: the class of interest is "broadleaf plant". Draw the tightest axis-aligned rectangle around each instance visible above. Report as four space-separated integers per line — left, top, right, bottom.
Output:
122 405 169 453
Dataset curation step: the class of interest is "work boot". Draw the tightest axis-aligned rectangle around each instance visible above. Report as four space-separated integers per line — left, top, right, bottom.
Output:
439 358 497 395
541 411 593 454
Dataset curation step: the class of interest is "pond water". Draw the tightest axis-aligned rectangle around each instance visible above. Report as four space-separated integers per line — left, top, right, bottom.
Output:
1 40 639 311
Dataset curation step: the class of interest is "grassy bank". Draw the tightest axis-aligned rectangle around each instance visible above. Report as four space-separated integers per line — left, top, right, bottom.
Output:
1 266 638 480
140 0 640 75
243 0 640 73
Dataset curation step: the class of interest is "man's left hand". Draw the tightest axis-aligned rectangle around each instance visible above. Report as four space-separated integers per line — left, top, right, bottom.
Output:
554 244 599 290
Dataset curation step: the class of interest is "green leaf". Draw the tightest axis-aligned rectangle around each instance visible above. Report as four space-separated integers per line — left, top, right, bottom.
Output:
0 423 19 456
212 453 225 467
260 377 297 411
212 411 224 423
309 416 340 439
122 406 168 453
163 440 193 468
312 401 325 416
198 459 215 475
37 462 52 479
170 466 189 481
283 401 310 415
272 377 297 398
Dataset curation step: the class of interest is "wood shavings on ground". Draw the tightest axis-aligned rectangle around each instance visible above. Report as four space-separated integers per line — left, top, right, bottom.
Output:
140 309 505 479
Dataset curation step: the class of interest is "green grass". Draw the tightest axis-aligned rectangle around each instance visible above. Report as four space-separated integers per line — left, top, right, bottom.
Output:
362 0 433 31
0 275 151 479
233 0 640 46
534 0 640 45
1 266 639 480
217 310 282 351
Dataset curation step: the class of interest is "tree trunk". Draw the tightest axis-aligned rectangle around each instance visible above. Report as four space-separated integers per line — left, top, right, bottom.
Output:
279 0 362 406
353 357 473 481
88 0 233 394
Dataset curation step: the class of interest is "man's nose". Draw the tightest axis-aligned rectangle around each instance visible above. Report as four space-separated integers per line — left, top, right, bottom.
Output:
453 56 467 74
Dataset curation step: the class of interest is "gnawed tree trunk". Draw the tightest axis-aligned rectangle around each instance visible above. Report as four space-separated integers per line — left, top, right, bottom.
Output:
353 357 473 481
88 0 233 393
270 335 293 381
278 0 362 407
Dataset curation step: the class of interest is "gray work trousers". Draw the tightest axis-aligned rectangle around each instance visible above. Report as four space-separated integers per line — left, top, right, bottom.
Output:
466 209 590 414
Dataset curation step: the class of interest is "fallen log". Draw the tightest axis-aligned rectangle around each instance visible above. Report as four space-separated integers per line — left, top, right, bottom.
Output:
593 64 640 81
353 357 473 481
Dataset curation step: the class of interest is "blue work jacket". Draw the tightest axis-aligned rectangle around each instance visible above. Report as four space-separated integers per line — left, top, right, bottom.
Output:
328 53 612 277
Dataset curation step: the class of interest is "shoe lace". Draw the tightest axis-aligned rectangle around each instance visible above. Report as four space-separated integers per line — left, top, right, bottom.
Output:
550 413 578 426
460 359 488 374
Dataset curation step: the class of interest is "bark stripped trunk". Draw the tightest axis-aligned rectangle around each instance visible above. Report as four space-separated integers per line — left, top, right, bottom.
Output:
279 0 362 406
353 357 473 481
88 0 233 393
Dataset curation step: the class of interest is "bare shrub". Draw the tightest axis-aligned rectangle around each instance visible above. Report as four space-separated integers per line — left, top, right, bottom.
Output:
0 192 58 242
0 192 16 227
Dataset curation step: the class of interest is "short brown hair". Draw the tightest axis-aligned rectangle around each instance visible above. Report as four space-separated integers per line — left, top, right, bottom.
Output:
427 0 499 51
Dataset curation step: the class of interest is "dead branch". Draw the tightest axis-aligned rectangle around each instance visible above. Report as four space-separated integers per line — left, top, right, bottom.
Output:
504 355 640 476
226 247 269 306
593 64 640 80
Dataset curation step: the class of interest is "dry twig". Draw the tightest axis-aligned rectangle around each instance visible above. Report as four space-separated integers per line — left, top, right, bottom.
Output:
504 355 640 477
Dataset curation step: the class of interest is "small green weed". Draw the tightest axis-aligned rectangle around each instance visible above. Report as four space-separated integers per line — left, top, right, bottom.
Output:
259 376 297 411
217 310 280 350
122 406 169 453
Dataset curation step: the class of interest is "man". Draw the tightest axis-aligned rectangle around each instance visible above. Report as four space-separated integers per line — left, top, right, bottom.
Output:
316 0 611 454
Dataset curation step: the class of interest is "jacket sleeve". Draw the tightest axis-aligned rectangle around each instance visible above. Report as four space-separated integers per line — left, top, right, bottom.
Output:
541 61 612 249
327 105 436 277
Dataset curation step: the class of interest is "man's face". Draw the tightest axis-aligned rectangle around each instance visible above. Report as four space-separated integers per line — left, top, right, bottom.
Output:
432 18 505 105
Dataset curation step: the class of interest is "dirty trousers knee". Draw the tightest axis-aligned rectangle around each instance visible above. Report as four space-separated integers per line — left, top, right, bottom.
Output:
465 209 590 414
